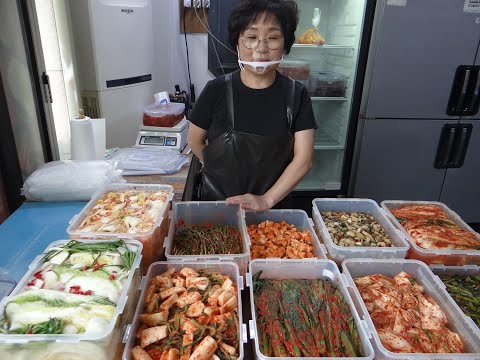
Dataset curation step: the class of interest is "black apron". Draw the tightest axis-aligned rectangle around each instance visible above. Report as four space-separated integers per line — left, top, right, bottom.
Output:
200 71 295 205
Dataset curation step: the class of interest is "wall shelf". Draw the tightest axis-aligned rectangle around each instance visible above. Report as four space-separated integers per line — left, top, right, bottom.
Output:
292 44 354 50
311 97 348 101
314 130 344 150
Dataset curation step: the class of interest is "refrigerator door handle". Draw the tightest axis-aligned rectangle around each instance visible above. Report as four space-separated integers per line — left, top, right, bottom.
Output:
434 125 457 169
467 70 480 115
456 69 471 113
451 124 473 168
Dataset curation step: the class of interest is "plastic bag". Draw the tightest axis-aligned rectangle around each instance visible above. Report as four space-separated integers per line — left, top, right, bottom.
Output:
22 161 124 202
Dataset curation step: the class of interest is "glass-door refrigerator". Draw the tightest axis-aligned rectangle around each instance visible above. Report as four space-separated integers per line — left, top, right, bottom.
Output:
288 0 375 211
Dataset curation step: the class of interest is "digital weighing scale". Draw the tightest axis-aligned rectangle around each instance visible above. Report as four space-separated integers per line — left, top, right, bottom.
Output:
135 117 189 151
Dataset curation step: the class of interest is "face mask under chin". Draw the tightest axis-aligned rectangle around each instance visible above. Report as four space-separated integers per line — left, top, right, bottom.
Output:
237 47 284 74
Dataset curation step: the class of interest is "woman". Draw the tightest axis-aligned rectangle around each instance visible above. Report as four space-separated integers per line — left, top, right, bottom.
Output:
188 0 316 211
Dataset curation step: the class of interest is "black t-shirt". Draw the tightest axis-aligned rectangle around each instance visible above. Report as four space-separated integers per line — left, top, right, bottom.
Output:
188 70 317 142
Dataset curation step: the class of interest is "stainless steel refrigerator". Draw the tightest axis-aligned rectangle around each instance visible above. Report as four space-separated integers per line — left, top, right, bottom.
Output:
352 0 480 222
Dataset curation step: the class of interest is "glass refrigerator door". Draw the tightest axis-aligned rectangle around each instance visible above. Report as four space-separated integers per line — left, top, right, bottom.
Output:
287 0 368 191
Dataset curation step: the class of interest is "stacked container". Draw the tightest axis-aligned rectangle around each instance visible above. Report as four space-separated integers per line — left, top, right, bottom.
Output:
67 183 174 273
342 259 480 360
381 200 480 265
247 258 375 360
312 198 410 263
0 239 143 360
164 201 250 277
122 261 247 360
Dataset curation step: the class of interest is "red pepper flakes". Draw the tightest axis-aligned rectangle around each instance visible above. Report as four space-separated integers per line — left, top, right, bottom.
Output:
27 279 36 287
33 271 44 280
26 330 33 334
82 290 92 296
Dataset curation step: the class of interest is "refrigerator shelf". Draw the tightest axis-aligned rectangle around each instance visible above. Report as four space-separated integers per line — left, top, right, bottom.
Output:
314 130 343 150
292 44 354 50
311 97 348 101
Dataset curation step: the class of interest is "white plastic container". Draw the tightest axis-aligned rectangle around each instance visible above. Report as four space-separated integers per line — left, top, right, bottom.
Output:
244 209 327 259
0 239 143 360
430 265 480 337
246 258 375 360
381 200 480 265
164 201 250 277
342 259 480 360
122 261 247 360
67 183 173 273
312 198 410 263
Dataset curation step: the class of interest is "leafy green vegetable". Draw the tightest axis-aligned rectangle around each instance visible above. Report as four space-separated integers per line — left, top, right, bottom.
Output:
13 318 64 335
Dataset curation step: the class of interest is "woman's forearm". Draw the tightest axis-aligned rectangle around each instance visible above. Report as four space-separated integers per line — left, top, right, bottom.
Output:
262 156 313 207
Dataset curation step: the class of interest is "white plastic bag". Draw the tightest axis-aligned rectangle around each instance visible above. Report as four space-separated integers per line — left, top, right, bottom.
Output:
22 161 124 202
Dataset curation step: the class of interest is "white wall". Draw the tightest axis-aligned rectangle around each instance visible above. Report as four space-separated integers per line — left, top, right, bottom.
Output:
152 0 214 99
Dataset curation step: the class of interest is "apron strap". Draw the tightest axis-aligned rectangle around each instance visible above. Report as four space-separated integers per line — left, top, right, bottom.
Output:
286 78 295 131
225 72 234 130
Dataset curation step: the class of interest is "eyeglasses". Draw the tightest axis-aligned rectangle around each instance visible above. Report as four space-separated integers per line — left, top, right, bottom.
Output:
240 34 284 50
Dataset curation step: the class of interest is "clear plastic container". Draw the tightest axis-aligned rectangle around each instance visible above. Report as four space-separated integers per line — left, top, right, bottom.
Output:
342 259 480 360
246 258 375 360
430 265 480 337
307 71 346 97
164 201 250 277
312 198 410 264
143 101 185 127
0 239 143 360
244 209 327 259
381 200 480 265
0 268 15 301
67 183 174 274
122 261 247 360
277 60 310 80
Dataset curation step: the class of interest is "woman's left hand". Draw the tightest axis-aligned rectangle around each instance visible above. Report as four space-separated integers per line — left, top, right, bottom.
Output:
226 193 273 211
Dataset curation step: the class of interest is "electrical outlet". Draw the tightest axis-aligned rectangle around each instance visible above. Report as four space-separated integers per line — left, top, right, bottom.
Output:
184 0 209 8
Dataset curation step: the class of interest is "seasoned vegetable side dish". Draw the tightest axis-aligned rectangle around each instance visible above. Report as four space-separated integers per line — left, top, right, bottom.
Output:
321 211 393 247
439 274 480 329
131 267 240 360
248 220 315 259
389 204 480 250
354 271 465 353
253 271 364 357
172 224 243 256
0 240 138 335
76 190 170 234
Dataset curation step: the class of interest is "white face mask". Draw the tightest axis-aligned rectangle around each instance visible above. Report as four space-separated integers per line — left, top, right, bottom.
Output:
237 46 284 74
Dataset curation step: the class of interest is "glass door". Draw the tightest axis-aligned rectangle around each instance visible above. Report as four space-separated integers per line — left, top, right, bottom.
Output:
287 0 368 191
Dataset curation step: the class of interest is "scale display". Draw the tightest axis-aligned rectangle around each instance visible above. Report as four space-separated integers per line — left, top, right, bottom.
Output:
140 136 165 145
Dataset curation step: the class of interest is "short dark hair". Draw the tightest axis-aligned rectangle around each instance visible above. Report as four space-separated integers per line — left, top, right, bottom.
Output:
228 0 299 54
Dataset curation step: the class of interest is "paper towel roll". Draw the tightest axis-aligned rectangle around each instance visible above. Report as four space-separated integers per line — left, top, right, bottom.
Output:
70 117 106 160
154 91 170 104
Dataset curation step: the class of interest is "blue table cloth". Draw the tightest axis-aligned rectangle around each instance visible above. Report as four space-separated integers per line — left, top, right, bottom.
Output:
0 202 86 284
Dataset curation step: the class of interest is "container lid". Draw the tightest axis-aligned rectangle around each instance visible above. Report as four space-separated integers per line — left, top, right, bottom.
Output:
144 102 185 117
311 71 346 82
278 59 309 67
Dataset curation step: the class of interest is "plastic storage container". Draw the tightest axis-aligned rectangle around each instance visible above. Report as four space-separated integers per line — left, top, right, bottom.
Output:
122 260 247 360
244 209 327 259
430 265 480 336
342 259 480 360
164 201 250 277
381 200 480 265
277 60 310 80
312 198 410 264
143 101 185 127
0 268 15 301
246 258 375 360
67 183 173 274
307 71 346 97
0 239 143 360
